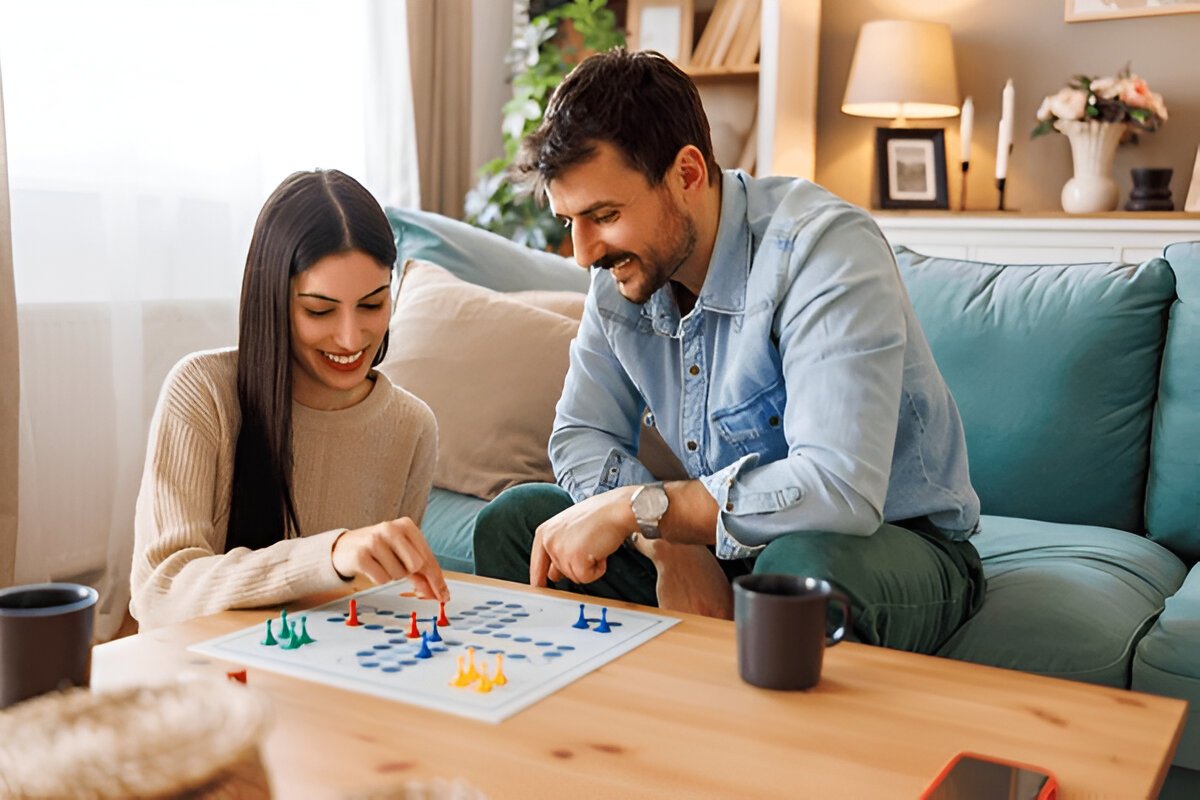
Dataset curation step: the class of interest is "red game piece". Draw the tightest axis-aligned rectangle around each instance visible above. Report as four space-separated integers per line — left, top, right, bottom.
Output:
226 669 247 684
437 601 450 627
407 610 421 639
346 598 361 627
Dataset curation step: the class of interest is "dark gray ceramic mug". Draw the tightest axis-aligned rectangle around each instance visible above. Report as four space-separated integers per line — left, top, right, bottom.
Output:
733 574 850 691
0 582 99 709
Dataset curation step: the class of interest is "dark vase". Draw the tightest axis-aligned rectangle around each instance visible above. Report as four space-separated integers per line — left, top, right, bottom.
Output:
1125 167 1175 211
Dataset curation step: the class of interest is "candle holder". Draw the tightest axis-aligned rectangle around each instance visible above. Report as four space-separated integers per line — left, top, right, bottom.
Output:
960 161 969 211
996 177 1007 211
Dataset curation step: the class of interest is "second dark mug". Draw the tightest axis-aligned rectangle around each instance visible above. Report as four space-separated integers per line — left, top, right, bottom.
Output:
733 574 851 691
0 582 99 709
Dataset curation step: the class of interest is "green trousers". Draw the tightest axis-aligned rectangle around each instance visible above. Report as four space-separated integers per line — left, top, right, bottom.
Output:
472 483 987 655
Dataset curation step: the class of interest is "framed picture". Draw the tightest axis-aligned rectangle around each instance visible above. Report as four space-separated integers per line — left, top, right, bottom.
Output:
1185 144 1200 213
875 128 949 210
626 0 694 65
1066 0 1200 22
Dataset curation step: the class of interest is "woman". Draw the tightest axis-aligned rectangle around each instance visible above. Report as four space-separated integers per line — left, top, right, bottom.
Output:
131 169 448 629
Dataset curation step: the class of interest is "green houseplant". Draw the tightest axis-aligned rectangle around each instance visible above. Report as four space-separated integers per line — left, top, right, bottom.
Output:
464 0 624 251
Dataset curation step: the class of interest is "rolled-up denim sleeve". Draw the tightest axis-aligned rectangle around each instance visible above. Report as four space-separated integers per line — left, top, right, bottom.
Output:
550 288 656 502
707 206 907 550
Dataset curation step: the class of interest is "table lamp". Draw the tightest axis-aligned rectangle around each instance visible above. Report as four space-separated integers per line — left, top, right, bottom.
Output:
841 20 960 209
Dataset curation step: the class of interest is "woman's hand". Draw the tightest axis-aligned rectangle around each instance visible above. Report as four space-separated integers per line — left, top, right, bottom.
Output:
331 518 450 602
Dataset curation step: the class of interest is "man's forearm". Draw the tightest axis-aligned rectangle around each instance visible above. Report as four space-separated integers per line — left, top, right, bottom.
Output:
659 479 719 546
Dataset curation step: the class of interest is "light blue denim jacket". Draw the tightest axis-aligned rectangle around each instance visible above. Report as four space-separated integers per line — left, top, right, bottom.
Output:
550 171 980 559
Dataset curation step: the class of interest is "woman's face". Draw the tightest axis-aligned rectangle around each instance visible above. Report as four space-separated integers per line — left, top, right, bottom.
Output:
289 249 392 410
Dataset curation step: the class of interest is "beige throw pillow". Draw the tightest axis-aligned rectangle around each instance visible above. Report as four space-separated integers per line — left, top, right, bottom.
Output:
381 260 685 501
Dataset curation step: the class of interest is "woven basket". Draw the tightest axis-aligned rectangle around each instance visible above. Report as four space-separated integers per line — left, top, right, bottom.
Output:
0 680 272 799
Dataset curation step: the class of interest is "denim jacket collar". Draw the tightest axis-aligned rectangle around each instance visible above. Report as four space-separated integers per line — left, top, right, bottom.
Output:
643 171 752 336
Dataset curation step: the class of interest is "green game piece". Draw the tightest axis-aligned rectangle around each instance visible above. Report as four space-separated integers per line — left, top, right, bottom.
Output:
297 616 315 645
260 618 278 646
280 622 302 650
278 609 291 640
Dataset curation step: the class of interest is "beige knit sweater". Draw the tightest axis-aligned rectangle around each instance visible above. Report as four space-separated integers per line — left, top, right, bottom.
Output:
131 348 437 629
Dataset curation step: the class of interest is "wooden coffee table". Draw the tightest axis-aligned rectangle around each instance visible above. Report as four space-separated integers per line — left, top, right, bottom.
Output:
93 574 1184 799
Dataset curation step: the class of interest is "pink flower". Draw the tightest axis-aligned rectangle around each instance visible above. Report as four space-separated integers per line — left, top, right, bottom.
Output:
1037 88 1088 121
1117 75 1155 109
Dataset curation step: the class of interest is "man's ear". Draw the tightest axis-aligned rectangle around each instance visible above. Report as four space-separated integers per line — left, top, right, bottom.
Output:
672 145 709 194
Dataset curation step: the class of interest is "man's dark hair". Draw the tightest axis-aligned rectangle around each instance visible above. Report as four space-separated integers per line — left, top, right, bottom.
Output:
225 169 396 553
514 48 719 199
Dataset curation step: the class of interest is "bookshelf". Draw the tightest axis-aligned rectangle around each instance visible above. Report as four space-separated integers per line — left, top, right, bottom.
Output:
626 0 819 180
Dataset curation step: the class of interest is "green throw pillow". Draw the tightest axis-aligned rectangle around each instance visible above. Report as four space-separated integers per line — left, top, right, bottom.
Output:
895 247 1175 533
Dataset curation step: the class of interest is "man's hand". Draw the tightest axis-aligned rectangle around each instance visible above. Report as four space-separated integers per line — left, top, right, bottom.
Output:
331 518 450 602
530 487 637 587
629 534 733 619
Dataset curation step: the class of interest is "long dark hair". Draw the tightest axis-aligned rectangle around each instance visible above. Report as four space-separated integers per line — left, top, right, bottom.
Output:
224 169 397 552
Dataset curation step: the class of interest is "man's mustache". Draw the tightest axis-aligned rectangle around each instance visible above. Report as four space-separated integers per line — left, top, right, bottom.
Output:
591 253 634 271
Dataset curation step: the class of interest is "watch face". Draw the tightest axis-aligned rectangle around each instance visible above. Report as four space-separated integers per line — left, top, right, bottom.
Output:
633 484 669 521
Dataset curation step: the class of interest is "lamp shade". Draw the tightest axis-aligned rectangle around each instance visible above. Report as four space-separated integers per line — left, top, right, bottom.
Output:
842 20 960 120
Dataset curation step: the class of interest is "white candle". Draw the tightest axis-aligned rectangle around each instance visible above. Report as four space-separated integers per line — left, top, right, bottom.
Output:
996 80 1014 180
959 96 974 163
995 120 1009 180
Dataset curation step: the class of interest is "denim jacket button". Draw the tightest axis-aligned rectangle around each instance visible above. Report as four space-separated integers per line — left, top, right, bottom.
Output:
688 364 700 376
686 440 698 451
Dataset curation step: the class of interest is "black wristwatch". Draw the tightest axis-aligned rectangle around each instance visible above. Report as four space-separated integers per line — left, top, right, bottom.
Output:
630 483 669 540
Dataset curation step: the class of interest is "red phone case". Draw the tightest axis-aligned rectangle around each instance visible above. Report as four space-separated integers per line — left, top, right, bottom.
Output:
920 751 1059 800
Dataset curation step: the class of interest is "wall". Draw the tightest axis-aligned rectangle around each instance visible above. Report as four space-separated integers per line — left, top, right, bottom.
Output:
816 0 1200 213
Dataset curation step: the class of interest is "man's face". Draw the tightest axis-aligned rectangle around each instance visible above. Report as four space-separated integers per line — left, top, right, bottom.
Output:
547 142 697 305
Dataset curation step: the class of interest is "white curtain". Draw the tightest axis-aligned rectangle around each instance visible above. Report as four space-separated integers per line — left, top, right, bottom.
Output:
0 0 419 639
0 63 17 587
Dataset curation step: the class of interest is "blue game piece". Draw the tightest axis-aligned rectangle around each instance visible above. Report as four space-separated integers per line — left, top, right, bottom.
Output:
414 631 433 659
572 603 589 630
297 616 315 645
260 618 277 646
595 607 612 634
428 620 443 643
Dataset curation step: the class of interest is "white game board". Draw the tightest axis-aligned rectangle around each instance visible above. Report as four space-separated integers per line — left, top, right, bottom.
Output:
190 579 679 723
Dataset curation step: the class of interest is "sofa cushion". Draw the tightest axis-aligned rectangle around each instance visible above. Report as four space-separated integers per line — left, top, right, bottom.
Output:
895 248 1176 532
379 261 584 501
1146 241 1200 561
388 207 588 294
937 515 1186 686
1134 562 1200 770
422 487 487 574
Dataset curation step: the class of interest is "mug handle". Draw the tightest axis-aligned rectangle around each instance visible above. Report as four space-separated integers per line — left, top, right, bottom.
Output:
826 589 852 647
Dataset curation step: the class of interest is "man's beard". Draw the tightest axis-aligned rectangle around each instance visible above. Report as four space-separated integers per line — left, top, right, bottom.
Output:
593 200 698 305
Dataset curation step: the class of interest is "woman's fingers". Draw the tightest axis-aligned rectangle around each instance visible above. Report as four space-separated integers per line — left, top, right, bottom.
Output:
330 519 450 602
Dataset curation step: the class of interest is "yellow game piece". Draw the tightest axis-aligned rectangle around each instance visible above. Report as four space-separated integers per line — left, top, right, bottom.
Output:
464 647 479 682
492 653 508 686
474 662 493 693
449 654 472 688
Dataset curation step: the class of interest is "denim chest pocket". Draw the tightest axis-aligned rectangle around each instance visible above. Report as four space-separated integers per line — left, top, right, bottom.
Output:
711 378 789 459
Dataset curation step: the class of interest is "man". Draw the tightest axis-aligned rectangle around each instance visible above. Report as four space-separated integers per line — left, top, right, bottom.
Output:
473 49 985 653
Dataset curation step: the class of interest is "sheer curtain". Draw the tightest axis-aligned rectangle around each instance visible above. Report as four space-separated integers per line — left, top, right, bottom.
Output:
0 0 419 639
0 65 16 587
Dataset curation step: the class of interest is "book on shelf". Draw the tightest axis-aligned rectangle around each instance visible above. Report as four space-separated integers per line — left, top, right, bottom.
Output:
728 0 760 67
690 0 760 70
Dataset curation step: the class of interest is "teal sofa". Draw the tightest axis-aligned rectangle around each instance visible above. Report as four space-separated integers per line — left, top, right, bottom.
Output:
389 208 1199 793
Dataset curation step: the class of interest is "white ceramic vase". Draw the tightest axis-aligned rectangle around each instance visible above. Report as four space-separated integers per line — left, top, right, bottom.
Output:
1055 119 1124 214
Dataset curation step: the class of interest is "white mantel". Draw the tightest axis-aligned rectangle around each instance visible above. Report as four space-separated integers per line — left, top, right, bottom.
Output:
873 212 1200 265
